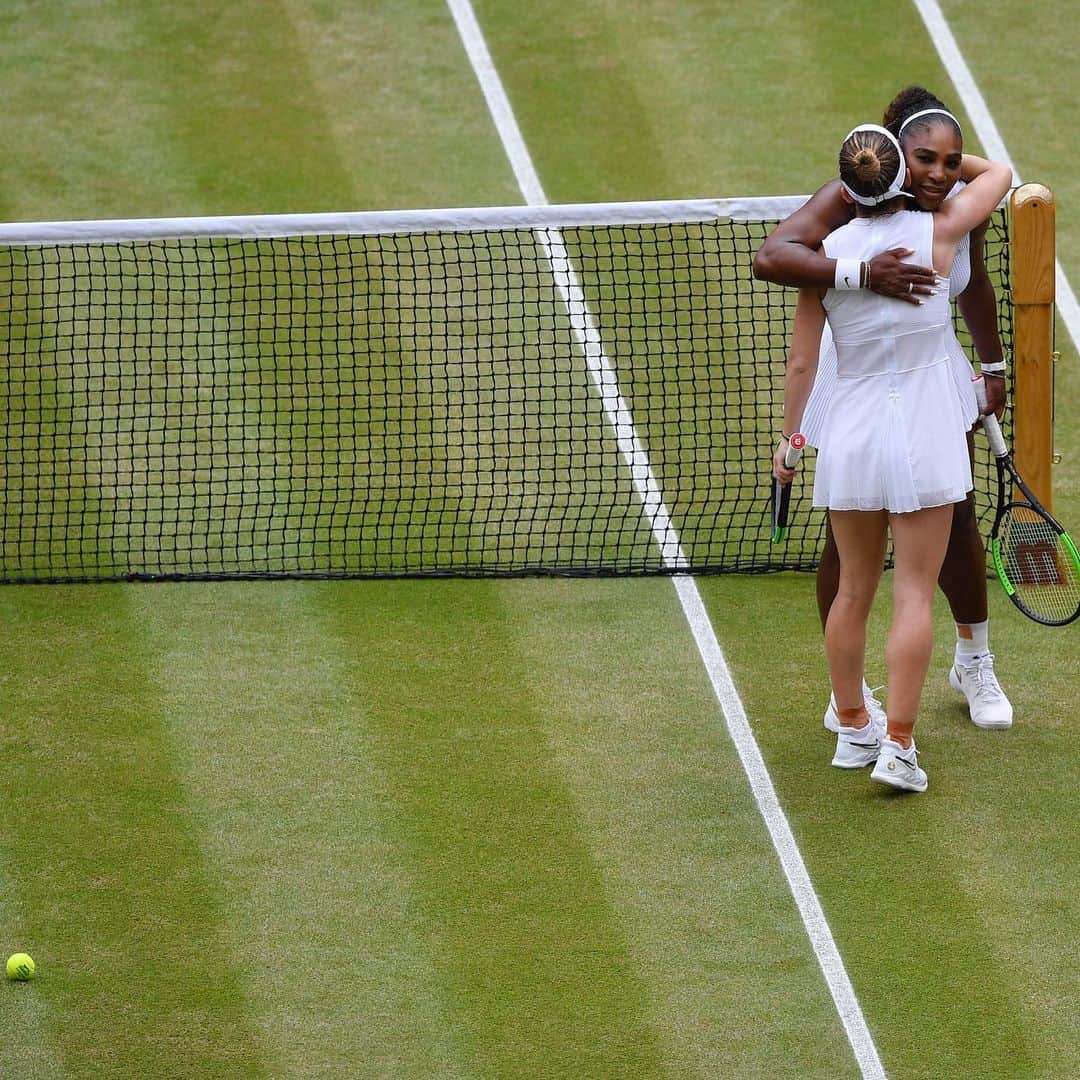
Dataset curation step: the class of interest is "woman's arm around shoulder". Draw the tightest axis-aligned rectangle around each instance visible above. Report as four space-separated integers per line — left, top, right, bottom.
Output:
935 157 1013 246
753 180 936 301
752 180 850 287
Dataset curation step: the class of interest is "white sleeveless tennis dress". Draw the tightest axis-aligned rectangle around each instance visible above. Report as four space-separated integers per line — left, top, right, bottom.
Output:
802 189 979 448
811 210 973 513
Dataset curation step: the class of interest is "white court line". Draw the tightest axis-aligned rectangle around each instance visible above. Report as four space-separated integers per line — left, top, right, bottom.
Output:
913 0 1080 353
445 1 886 1076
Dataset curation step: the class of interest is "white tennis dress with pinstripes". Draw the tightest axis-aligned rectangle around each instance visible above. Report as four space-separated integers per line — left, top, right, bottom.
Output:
810 209 977 513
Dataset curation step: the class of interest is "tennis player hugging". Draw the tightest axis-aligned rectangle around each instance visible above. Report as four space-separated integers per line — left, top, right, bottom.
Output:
769 123 1010 793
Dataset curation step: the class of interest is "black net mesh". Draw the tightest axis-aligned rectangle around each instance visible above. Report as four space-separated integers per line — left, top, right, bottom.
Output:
0 206 1012 582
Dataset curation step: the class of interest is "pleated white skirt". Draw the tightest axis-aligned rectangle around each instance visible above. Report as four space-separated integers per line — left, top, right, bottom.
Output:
812 356 973 514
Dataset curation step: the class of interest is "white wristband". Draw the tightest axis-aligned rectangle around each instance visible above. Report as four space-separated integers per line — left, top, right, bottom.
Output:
834 258 862 290
980 362 1007 375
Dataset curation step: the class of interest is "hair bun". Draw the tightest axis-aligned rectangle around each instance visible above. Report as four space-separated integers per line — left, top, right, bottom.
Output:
853 149 881 182
838 126 902 204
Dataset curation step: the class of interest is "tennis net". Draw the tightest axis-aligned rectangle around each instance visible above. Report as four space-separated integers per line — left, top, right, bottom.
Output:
0 197 1012 582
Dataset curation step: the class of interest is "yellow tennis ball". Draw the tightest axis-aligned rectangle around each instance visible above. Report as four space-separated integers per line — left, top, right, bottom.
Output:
6 953 35 981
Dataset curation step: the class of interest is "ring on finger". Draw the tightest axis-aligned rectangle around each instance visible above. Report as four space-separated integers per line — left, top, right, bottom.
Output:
908 282 914 293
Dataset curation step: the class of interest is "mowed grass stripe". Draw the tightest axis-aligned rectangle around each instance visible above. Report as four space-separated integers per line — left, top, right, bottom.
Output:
0 0 360 220
277 0 521 211
133 583 472 1078
0 2 203 223
490 577 860 1077
0 0 520 225
470 0 954 203
320 579 669 1077
118 0 361 215
0 586 267 1078
925 616 1079 1074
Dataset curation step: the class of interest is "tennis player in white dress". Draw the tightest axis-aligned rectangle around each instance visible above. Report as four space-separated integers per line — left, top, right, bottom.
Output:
754 89 1015 734
800 205 977 455
773 124 1011 791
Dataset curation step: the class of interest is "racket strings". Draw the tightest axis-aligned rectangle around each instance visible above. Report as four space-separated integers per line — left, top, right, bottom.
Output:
999 504 1080 623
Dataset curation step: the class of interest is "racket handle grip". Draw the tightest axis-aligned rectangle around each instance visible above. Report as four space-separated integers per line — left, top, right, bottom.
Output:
973 377 1008 458
784 431 806 468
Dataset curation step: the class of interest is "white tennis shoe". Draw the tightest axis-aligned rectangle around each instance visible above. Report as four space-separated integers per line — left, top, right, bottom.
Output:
949 654 1013 730
871 738 928 793
823 686 886 734
831 719 884 769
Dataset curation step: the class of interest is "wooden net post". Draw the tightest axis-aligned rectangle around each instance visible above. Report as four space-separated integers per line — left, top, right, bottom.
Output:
1010 183 1056 510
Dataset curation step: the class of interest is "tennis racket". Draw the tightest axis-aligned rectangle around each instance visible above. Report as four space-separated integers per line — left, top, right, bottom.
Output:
974 377 1080 626
771 432 806 544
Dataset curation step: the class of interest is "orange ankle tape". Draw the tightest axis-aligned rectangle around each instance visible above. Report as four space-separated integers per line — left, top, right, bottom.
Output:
838 706 868 723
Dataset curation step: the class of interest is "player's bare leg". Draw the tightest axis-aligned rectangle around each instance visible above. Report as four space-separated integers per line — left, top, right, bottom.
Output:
817 519 886 734
825 511 890 768
883 505 953 746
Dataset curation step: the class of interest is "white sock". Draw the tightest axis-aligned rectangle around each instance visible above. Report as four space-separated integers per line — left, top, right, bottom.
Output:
955 621 990 665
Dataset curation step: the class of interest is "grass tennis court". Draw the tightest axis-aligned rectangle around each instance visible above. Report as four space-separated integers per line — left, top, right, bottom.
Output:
1 2 1077 1077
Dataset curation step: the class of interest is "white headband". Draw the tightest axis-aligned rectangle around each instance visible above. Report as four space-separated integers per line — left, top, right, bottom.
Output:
898 108 963 137
839 124 914 207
